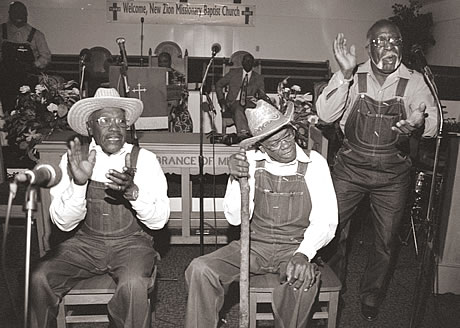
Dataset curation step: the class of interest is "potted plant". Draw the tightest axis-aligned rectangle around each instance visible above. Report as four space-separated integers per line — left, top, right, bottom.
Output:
1 74 79 163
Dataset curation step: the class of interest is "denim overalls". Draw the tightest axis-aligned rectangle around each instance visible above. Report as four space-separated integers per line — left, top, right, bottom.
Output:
185 155 319 328
329 73 412 307
30 146 158 328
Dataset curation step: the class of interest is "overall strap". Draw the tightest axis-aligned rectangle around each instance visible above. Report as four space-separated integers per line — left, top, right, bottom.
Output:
395 78 409 98
129 145 141 170
2 23 7 40
255 159 265 169
296 149 311 176
357 73 367 94
27 27 36 43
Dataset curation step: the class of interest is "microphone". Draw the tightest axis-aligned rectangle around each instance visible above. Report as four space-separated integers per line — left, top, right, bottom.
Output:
79 48 91 64
15 164 62 188
411 44 428 69
116 37 129 68
211 43 221 57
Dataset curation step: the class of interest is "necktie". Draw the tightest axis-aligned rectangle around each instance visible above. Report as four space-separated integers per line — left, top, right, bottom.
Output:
239 73 248 107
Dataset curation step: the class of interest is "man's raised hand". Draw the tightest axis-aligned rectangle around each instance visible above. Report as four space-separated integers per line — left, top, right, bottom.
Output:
333 33 357 80
67 137 96 185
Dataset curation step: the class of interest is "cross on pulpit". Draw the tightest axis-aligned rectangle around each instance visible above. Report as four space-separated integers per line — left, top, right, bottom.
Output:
132 83 147 100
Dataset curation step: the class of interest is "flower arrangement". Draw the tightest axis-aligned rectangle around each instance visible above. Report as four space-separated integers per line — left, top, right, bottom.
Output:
275 77 319 148
1 74 79 161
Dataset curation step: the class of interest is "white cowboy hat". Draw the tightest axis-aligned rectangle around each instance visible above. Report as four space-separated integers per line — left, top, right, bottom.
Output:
67 88 143 136
240 100 295 148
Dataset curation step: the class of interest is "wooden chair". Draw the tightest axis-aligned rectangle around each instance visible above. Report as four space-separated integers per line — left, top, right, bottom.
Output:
56 267 157 327
85 46 114 96
249 263 341 328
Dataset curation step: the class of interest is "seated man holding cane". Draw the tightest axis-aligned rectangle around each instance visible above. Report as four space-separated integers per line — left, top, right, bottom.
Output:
30 87 170 327
185 100 338 327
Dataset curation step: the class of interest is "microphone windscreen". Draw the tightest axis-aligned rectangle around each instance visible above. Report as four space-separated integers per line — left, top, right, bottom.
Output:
211 43 221 55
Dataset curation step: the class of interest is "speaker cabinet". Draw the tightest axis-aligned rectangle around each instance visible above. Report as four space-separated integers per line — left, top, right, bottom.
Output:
436 133 460 294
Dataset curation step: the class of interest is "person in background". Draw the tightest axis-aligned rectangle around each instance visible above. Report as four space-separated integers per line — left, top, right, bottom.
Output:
157 51 192 133
158 51 185 85
185 100 338 328
0 1 51 113
316 19 438 322
30 88 170 327
216 52 265 141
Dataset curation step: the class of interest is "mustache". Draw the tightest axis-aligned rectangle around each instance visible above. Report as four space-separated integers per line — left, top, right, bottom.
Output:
381 52 399 60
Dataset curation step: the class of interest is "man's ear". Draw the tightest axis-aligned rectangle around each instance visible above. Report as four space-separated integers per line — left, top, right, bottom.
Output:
86 122 92 137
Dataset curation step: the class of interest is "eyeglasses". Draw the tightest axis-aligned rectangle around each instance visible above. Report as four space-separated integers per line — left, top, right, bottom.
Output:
91 117 128 128
263 130 295 151
370 37 403 48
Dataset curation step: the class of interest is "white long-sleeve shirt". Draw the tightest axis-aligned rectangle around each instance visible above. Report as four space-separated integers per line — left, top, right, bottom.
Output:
223 145 338 260
49 141 170 232
316 60 438 138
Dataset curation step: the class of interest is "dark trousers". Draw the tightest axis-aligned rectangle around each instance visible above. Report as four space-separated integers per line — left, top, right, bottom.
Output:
29 230 157 328
229 101 250 134
327 152 410 307
185 239 318 328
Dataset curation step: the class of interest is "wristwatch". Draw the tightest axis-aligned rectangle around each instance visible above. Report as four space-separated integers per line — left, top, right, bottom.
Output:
123 184 139 201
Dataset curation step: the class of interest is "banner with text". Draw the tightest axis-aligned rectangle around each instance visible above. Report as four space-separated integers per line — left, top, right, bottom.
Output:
107 1 255 26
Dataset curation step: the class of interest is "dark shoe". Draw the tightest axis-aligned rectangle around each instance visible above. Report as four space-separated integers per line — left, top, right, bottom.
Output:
361 303 378 322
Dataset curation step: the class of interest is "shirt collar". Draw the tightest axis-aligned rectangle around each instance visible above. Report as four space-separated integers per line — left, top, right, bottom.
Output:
89 139 132 157
253 144 311 165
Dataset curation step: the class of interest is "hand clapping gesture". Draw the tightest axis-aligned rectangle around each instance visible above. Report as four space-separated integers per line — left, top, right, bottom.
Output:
105 153 136 193
67 137 96 185
333 33 357 80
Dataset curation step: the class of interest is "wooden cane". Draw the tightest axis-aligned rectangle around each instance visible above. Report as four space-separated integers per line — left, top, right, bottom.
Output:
238 144 252 328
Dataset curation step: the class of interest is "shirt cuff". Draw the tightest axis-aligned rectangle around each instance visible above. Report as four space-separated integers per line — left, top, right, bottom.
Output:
71 181 88 197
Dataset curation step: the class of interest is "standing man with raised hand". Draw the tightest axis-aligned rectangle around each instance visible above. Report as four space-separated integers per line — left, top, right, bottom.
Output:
316 19 438 322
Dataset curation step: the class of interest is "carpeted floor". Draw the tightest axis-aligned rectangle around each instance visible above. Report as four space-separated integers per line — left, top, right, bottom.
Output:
1 194 459 328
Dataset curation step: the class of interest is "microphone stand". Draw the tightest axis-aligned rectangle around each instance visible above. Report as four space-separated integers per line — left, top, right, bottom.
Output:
140 17 144 67
79 60 86 99
23 185 39 328
119 54 139 147
199 54 217 255
409 64 444 328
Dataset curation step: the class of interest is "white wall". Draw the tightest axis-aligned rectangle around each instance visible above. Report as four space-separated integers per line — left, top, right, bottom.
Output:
1 0 458 71
424 0 460 67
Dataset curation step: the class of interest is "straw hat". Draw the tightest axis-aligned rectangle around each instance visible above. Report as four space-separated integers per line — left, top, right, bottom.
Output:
67 88 143 136
240 100 294 148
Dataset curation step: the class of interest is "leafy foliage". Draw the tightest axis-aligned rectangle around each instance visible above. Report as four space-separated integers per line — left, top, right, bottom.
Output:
389 0 435 69
1 74 79 160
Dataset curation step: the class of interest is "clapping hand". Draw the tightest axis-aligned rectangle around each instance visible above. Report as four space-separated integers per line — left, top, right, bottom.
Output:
392 103 427 135
67 137 96 185
333 33 357 80
105 153 136 193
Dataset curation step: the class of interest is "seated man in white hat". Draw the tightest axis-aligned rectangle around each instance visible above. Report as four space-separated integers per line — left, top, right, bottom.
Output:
185 100 338 327
30 88 170 328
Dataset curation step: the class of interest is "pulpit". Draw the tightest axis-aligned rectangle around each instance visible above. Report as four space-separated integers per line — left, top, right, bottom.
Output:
109 66 168 129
